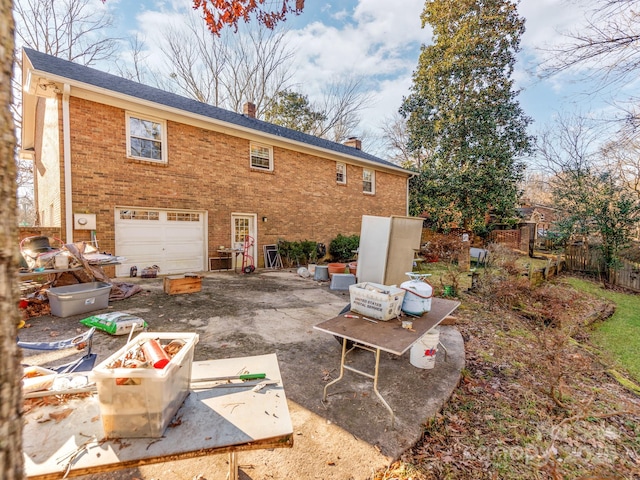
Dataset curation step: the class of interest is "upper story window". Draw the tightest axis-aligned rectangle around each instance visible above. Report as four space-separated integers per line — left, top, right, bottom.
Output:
336 162 346 184
126 112 167 163
250 143 273 171
363 169 375 194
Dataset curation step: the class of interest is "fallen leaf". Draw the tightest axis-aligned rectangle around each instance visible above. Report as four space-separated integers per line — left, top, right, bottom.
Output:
49 408 73 423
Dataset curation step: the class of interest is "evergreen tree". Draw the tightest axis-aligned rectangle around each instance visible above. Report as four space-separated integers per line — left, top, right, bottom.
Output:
264 89 326 134
402 0 532 232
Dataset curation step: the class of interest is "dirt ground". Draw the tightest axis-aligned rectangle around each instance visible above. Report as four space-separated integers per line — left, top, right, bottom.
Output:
20 270 465 480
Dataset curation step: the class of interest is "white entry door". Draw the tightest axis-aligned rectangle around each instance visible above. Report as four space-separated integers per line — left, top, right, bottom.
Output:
115 208 206 276
231 214 257 271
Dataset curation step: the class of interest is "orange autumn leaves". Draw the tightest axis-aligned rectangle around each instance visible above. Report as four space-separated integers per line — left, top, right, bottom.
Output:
100 0 304 35
192 0 304 34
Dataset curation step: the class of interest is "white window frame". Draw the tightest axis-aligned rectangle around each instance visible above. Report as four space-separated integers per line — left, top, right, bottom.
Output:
126 112 167 163
363 168 375 194
336 162 347 184
250 142 273 171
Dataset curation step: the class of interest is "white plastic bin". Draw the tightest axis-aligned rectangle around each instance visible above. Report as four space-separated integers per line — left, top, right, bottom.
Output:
92 332 198 438
348 282 406 321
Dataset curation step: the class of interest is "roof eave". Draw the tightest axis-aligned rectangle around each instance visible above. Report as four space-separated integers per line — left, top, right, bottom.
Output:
24 58 412 177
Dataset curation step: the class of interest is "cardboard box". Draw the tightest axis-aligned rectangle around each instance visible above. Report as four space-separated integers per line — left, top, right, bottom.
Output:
163 275 202 295
46 281 112 318
92 332 198 438
349 282 406 321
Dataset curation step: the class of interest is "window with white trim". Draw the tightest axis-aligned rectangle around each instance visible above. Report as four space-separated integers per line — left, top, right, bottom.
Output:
126 113 167 163
336 162 346 184
119 210 160 220
363 169 375 194
250 143 273 171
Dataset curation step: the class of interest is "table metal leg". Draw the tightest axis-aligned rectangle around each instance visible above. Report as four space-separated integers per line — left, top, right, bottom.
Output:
438 341 448 362
371 347 395 428
323 337 348 401
227 451 238 480
323 339 396 427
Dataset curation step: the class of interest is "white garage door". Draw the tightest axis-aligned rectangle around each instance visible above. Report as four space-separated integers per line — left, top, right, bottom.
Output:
115 208 206 277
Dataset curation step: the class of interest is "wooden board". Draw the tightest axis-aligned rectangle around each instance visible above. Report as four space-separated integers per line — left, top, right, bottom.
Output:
163 275 202 295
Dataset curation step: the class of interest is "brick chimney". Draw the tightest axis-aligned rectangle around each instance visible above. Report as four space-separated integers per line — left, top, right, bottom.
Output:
243 102 256 118
343 137 361 150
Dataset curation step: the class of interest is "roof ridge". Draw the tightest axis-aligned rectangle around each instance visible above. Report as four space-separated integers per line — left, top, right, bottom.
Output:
23 48 409 173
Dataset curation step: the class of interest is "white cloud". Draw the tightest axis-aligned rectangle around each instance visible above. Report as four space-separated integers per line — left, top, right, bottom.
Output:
116 0 632 149
284 0 426 132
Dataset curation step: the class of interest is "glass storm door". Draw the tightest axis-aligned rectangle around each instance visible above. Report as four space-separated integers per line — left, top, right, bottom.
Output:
231 214 256 269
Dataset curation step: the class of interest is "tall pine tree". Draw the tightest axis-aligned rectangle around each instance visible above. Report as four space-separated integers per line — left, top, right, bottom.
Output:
402 0 532 232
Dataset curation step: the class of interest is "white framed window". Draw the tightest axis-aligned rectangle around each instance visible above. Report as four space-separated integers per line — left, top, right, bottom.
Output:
336 162 346 184
119 209 160 220
250 143 273 171
126 112 167 163
363 169 375 194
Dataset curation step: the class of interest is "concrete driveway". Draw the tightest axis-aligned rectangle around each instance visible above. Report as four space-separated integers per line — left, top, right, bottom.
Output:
20 270 464 480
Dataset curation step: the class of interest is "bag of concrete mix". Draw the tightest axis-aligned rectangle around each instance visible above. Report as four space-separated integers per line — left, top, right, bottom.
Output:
80 312 147 335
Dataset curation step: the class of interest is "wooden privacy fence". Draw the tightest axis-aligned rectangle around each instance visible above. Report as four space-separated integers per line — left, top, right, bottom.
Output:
564 245 605 275
489 229 520 249
564 245 640 292
611 261 640 293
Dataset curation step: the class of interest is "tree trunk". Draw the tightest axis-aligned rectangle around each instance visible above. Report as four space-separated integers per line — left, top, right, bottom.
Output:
0 0 25 478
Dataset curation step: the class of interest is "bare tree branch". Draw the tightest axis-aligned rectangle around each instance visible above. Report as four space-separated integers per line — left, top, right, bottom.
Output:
539 0 640 92
14 0 119 65
312 76 373 143
158 17 294 115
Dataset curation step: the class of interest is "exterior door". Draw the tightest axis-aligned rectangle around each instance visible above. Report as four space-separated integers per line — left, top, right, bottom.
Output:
231 214 257 270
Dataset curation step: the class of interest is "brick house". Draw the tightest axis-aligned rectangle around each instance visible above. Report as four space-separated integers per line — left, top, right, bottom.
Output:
21 48 413 276
517 204 557 236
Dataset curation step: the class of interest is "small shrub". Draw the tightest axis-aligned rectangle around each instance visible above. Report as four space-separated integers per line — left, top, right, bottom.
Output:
277 239 318 267
329 234 359 262
300 240 318 263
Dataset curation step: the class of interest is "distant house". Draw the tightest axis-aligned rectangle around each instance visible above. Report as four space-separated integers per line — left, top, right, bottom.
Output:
21 48 413 276
517 204 558 237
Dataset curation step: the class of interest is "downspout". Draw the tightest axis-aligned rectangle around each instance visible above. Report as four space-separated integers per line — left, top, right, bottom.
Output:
62 84 73 243
406 176 411 216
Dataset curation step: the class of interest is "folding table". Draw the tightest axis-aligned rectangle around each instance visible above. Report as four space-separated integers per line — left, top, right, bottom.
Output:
314 297 460 426
23 353 293 480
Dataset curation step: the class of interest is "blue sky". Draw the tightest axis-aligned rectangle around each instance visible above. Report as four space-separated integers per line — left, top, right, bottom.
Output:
103 0 627 151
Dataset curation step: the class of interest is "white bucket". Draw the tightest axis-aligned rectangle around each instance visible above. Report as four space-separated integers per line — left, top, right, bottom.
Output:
410 328 440 369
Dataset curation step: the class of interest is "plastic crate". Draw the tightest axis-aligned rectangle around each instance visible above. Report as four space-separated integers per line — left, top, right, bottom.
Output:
91 332 199 438
46 282 112 318
348 282 406 321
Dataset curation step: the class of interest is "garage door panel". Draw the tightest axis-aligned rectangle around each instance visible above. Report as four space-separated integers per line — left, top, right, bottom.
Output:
115 208 205 277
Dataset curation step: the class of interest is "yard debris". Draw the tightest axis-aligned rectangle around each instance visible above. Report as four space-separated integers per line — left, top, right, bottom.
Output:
380 279 640 480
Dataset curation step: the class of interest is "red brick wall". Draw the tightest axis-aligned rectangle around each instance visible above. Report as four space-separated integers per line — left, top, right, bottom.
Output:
56 96 408 266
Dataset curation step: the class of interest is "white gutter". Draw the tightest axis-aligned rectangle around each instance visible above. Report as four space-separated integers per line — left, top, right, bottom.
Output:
406 177 410 216
62 84 73 243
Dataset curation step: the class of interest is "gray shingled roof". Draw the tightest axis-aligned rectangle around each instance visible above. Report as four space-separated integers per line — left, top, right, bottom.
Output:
24 48 408 172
